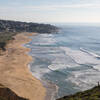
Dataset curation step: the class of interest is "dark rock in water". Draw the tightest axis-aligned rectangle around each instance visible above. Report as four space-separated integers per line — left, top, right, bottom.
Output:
0 84 28 100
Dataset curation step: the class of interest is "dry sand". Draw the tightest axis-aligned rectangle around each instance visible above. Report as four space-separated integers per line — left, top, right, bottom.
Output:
0 32 46 100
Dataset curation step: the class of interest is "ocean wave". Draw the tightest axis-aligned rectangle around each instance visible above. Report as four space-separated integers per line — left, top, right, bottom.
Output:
60 47 100 65
30 34 57 46
48 64 68 71
66 69 100 90
80 48 100 58
30 64 51 80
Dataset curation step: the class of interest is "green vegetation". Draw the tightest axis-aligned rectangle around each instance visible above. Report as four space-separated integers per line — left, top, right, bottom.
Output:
57 86 100 100
0 32 16 50
0 97 6 100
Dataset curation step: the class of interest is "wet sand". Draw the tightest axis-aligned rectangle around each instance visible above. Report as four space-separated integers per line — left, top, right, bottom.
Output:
42 80 58 100
0 32 46 100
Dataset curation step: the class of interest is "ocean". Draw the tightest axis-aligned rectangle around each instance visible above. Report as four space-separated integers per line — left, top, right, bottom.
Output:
25 23 100 99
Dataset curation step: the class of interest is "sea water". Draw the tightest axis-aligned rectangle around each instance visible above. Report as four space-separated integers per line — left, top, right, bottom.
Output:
25 23 100 98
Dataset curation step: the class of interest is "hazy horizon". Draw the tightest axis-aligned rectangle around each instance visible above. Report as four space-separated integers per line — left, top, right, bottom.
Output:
0 0 100 23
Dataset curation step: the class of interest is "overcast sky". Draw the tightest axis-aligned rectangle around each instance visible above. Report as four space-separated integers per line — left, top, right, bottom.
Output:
0 0 100 23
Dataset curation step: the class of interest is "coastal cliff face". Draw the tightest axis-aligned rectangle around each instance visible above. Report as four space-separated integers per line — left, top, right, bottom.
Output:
0 84 28 100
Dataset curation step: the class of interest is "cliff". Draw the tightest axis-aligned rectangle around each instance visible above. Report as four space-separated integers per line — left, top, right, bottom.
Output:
0 84 28 100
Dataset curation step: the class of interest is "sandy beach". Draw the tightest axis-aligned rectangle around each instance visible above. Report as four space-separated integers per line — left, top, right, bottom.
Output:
0 32 46 100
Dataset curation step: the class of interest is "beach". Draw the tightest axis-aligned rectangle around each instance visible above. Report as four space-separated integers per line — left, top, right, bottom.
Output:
0 32 46 100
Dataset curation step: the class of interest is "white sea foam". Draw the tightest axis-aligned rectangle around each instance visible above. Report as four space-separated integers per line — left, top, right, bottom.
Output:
48 64 67 71
31 47 61 54
80 48 100 58
58 46 100 90
60 47 100 65
66 69 100 90
31 65 51 80
47 49 79 71
31 34 56 45
93 65 100 71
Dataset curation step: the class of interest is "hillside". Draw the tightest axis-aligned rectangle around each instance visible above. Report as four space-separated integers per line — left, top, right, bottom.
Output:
0 84 28 100
57 86 100 100
0 19 58 33
0 19 58 51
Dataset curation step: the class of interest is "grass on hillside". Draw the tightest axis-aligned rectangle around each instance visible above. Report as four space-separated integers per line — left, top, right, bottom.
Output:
0 97 6 100
0 32 16 50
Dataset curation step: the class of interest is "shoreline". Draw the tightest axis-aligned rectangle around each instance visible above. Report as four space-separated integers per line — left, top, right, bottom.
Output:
0 32 46 100
26 34 59 100
27 63 58 100
42 80 59 100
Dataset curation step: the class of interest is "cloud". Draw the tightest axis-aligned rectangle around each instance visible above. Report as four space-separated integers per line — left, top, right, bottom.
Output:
0 3 100 12
25 3 100 10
